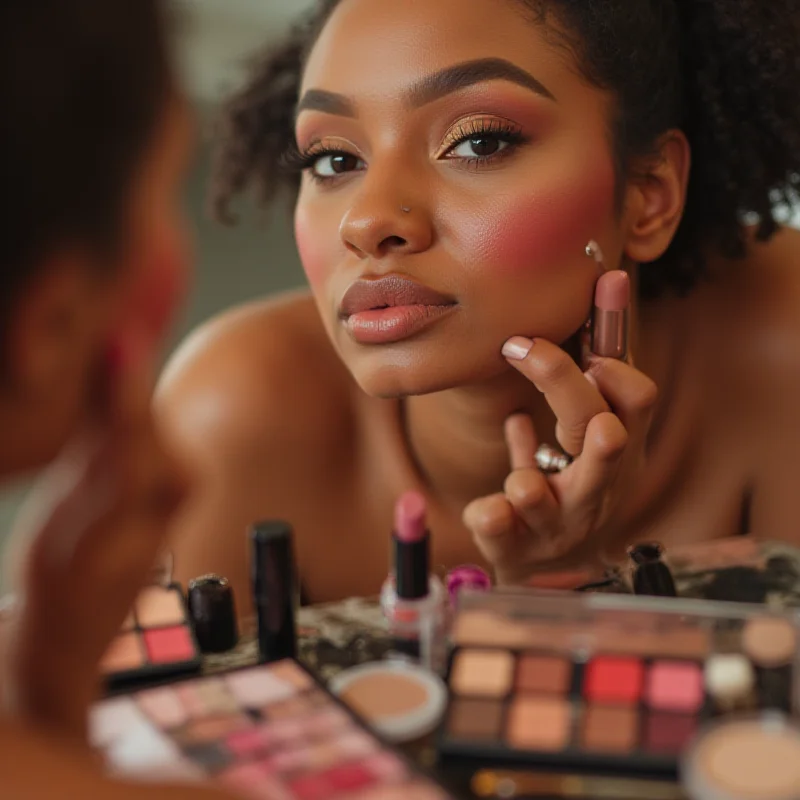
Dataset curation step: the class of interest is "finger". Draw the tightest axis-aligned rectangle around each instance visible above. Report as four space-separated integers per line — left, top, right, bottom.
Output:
463 493 521 566
585 357 657 442
503 337 608 455
503 467 560 535
504 413 539 471
562 411 627 523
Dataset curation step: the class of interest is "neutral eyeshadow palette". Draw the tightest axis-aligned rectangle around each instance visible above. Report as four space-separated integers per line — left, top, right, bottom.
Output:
91 659 453 800
100 583 202 688
436 590 800 779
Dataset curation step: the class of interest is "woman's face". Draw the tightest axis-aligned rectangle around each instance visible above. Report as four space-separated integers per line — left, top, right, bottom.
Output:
294 0 625 398
5 99 193 472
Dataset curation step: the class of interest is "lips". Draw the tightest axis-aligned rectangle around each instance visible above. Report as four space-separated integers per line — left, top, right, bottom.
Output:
339 275 457 345
339 275 456 317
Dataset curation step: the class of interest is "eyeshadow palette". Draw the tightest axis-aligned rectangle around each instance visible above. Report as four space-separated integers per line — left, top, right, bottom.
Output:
436 590 800 780
91 659 453 800
101 583 202 688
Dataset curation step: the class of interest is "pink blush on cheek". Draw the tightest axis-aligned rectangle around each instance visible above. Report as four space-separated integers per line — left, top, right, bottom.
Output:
465 165 617 278
294 207 330 292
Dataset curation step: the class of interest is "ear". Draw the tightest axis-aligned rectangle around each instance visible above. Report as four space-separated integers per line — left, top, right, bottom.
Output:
621 130 691 264
5 252 109 397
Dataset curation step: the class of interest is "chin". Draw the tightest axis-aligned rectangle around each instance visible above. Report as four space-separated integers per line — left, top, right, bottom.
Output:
345 347 509 399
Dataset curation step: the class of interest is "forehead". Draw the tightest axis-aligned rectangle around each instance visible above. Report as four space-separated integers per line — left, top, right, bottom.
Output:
301 0 577 98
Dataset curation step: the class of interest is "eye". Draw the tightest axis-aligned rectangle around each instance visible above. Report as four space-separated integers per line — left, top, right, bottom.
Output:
311 152 365 178
449 135 511 159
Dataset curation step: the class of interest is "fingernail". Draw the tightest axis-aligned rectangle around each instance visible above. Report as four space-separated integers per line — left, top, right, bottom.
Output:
583 369 598 389
502 336 533 361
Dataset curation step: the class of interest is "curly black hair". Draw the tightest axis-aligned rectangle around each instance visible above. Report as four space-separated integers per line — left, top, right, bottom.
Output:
1 0 173 317
210 0 800 299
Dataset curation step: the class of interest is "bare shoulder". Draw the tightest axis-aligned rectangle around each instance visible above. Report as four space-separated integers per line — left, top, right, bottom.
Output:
156 290 355 470
700 226 800 379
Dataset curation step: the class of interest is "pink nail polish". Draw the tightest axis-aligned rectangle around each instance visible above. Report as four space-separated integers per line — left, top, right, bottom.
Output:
502 337 533 360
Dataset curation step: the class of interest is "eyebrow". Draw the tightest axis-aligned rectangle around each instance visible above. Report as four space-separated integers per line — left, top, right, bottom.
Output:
295 57 556 119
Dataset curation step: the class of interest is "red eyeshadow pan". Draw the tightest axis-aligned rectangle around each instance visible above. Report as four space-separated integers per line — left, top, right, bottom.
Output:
584 656 644 705
289 773 333 800
144 626 196 664
327 762 376 792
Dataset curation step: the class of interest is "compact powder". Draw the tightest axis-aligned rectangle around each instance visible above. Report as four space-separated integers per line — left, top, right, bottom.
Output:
339 673 428 718
684 716 800 799
742 617 797 668
450 650 514 698
331 662 448 744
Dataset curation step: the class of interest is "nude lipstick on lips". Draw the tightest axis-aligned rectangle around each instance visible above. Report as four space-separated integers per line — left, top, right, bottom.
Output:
591 270 630 360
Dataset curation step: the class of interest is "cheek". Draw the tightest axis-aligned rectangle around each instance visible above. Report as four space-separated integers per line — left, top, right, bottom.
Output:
295 205 331 292
122 221 192 346
458 160 616 279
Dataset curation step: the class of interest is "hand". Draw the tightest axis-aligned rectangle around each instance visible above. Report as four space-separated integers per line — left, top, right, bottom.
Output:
1 334 188 741
463 336 657 585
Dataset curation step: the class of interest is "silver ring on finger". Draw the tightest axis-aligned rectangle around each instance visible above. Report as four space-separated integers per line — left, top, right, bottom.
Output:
535 443 573 474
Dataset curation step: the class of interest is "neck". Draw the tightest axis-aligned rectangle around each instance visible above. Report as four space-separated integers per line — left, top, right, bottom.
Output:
405 366 557 511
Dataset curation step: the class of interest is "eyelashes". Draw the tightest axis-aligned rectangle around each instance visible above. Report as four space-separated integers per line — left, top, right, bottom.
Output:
284 117 529 185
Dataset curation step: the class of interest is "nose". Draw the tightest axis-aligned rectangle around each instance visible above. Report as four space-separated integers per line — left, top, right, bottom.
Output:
339 175 434 260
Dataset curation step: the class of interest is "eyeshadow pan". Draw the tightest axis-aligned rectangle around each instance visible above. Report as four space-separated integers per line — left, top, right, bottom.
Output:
450 649 514 698
136 587 186 628
268 659 314 690
144 626 195 664
101 632 145 673
196 679 239 716
584 656 643 705
327 762 376 792
177 714 251 745
581 705 639 753
181 742 233 773
447 698 504 742
506 697 571 751
516 654 571 695
644 712 696 753
742 616 798 668
225 726 270 758
226 667 296 706
646 661 704 713
137 687 189 729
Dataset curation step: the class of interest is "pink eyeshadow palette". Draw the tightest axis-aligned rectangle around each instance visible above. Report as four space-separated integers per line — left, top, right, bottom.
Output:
91 660 453 800
437 590 800 780
100 583 201 689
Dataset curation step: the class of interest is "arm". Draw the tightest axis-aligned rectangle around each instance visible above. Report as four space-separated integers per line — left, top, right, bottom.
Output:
1 720 237 800
155 297 348 616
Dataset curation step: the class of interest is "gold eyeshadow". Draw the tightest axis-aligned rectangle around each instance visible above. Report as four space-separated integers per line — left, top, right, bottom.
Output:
437 591 800 780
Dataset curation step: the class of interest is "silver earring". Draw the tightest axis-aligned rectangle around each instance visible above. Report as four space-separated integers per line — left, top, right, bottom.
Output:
585 240 607 272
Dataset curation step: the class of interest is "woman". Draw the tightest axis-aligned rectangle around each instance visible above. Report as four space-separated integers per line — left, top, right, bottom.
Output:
0 1 234 797
159 0 800 608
